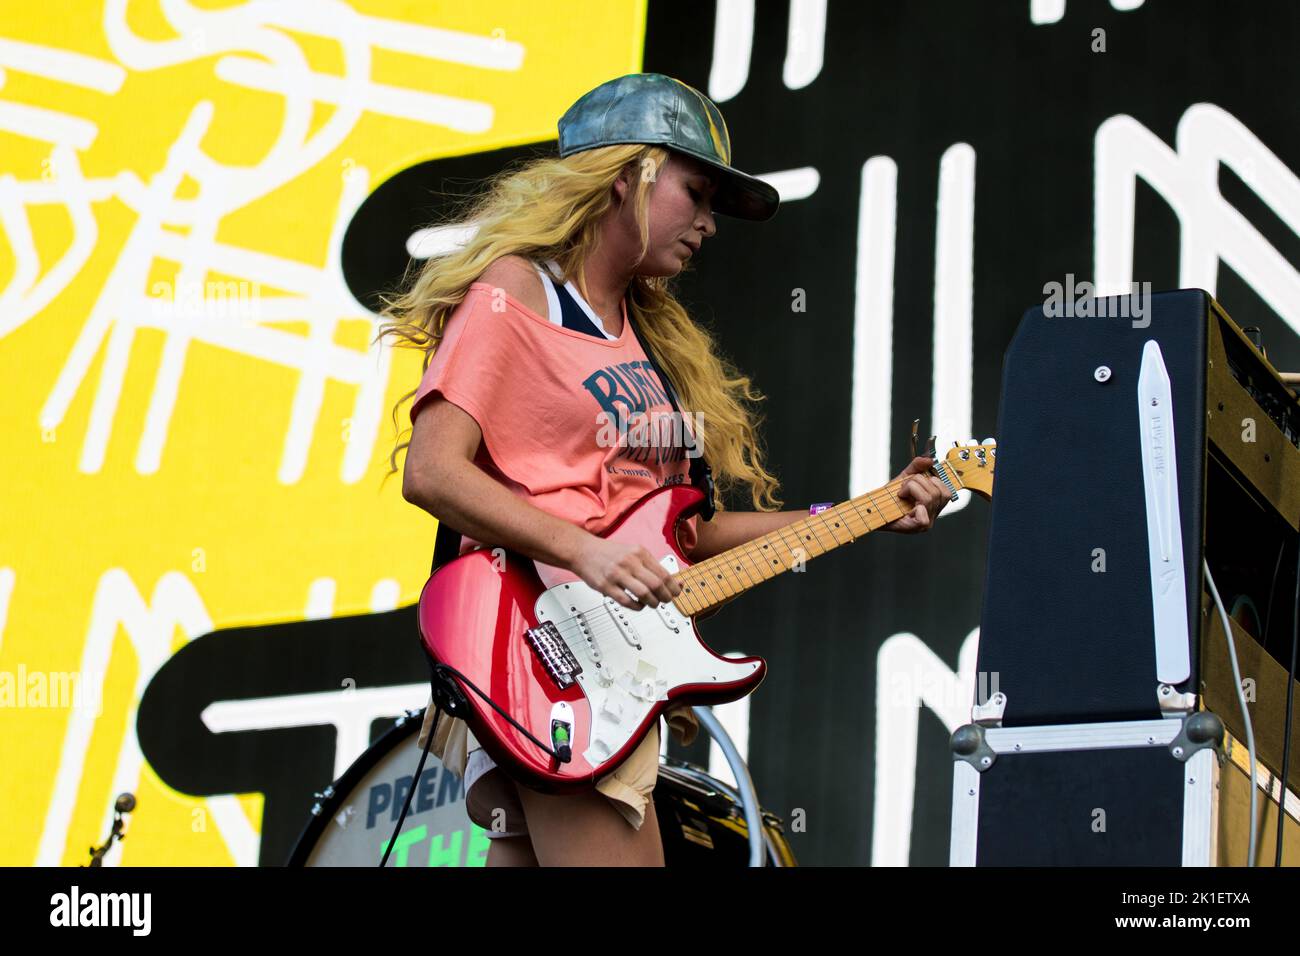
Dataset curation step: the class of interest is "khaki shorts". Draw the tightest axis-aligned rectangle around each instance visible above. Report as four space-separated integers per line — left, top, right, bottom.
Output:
465 719 663 837
418 700 699 838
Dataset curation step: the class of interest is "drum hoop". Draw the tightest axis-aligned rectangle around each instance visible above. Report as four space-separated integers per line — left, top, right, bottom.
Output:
285 708 423 866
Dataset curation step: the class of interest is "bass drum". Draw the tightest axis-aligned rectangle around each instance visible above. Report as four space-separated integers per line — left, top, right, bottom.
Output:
287 709 480 867
655 758 797 867
288 708 796 867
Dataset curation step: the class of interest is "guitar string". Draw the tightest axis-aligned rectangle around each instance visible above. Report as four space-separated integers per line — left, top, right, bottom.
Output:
453 460 980 744
530 471 934 643
520 462 975 684
527 499 896 680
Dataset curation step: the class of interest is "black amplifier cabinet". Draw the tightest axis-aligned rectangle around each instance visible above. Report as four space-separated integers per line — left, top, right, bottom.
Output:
976 288 1267 727
953 289 1300 866
974 288 1300 738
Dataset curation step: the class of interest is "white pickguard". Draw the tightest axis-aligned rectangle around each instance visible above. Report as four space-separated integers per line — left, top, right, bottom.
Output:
531 553 760 767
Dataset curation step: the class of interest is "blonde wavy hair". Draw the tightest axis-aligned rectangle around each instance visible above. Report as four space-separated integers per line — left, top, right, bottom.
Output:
375 143 783 513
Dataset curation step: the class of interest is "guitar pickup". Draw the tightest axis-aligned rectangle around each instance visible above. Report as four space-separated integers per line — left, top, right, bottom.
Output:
602 597 642 649
655 600 683 633
656 553 684 632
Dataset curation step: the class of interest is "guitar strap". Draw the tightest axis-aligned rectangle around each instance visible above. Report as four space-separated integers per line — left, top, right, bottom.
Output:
624 309 717 522
430 519 463 575
385 526 458 865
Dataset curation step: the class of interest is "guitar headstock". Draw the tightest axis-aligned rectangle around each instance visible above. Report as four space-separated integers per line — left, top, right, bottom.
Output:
942 440 997 500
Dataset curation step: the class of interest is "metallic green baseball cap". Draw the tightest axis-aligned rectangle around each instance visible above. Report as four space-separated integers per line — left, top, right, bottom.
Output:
557 72 780 222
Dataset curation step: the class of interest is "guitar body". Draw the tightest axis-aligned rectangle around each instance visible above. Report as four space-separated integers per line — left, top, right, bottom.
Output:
416 482 767 794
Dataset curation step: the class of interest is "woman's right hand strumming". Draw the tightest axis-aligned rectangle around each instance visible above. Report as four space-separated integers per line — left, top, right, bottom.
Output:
569 534 683 611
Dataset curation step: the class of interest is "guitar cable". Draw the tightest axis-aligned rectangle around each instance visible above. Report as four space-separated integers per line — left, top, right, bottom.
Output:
430 660 569 763
380 701 439 868
1204 560 1258 866
379 657 571 866
1205 477 1295 864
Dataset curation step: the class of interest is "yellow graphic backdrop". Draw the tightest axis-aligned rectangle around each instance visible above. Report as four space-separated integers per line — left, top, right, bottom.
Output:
0 0 645 866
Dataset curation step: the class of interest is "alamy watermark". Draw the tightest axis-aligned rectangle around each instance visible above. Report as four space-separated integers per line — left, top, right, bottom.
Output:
595 409 706 458
149 279 262 323
887 669 1002 712
0 666 103 716
49 886 150 935
1043 273 1153 328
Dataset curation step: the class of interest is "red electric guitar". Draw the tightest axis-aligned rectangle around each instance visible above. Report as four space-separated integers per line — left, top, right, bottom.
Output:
417 442 996 793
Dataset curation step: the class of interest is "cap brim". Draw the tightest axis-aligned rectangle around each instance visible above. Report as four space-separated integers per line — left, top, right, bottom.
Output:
696 157 780 222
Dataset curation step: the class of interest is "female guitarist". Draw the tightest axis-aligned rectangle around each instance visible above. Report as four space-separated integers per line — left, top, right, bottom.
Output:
381 73 951 866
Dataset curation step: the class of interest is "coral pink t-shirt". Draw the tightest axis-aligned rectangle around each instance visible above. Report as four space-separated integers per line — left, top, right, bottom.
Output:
410 281 700 561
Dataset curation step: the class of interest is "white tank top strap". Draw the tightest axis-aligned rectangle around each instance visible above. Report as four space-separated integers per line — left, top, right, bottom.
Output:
531 258 617 340
531 258 565 329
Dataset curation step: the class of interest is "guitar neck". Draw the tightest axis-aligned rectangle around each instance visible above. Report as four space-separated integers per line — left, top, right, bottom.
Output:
673 462 962 616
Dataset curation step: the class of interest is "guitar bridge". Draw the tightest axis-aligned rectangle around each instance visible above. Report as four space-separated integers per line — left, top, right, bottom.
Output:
524 621 583 689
